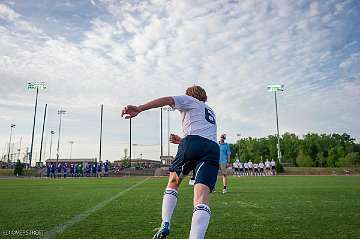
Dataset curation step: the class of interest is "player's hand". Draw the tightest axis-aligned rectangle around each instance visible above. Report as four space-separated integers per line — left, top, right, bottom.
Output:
121 105 141 119
169 134 182 144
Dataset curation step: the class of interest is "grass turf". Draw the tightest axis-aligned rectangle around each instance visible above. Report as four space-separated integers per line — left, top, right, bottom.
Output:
0 176 359 239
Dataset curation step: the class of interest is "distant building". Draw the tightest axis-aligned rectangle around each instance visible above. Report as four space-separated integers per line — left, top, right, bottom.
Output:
45 158 97 165
114 158 161 168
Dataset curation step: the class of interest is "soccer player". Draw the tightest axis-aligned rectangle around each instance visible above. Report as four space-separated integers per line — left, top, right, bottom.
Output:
219 134 231 193
46 164 51 178
92 162 97 177
104 161 109 177
63 163 67 178
239 161 244 176
85 163 91 177
233 159 240 176
271 159 276 176
122 85 219 239
259 161 265 176
265 159 271 176
253 163 258 176
57 163 62 178
244 161 249 176
97 161 102 178
248 160 253 176
50 163 56 178
70 163 74 177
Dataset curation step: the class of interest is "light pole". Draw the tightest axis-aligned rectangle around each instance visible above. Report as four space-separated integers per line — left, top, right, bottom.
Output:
163 107 174 156
27 81 46 167
56 109 66 165
236 133 241 161
69 141 74 159
39 104 47 164
99 104 103 163
8 124 16 163
267 84 284 163
49 130 55 160
129 117 132 168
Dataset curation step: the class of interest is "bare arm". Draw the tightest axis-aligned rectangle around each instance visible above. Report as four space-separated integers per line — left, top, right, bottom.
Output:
138 97 175 112
121 97 175 119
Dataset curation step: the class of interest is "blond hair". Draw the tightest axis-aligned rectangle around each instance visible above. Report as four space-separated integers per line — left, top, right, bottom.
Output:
186 85 207 102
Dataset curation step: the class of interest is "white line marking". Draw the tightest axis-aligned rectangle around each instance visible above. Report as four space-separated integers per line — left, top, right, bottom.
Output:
40 177 150 239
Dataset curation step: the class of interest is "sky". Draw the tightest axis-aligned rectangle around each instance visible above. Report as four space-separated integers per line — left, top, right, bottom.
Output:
0 0 359 163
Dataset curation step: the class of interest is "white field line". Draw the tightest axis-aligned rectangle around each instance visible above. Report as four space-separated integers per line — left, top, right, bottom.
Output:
39 177 150 239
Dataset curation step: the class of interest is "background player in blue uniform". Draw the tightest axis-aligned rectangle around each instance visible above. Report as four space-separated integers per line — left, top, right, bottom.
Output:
92 163 97 177
122 85 219 239
104 161 109 176
63 163 67 178
97 162 102 178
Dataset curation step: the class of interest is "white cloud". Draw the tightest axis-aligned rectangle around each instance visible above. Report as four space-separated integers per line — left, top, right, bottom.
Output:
0 3 19 21
0 0 359 162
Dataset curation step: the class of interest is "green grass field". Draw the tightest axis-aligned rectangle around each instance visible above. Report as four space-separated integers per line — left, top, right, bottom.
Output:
0 176 359 239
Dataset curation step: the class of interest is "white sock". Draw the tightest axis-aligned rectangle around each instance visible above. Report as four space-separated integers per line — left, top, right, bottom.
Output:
161 188 178 224
189 204 211 239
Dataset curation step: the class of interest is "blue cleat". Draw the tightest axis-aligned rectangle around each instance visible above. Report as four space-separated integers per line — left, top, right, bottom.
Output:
153 222 170 239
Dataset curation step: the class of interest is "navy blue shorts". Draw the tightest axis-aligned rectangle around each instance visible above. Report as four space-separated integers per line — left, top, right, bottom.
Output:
169 135 219 192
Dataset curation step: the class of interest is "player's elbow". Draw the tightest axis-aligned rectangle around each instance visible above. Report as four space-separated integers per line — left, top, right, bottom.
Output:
164 97 175 107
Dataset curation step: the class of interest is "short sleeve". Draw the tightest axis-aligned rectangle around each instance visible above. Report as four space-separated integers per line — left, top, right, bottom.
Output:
172 95 198 111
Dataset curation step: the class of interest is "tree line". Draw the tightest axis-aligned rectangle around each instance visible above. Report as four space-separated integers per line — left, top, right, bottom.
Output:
229 133 360 167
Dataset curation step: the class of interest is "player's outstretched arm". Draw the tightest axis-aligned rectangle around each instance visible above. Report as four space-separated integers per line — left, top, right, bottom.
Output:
122 97 175 119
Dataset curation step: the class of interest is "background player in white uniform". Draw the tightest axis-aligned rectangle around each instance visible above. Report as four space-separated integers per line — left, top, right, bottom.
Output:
265 160 271 176
233 159 240 176
253 163 258 176
259 161 265 176
248 161 253 176
244 162 249 176
239 161 244 176
122 85 219 239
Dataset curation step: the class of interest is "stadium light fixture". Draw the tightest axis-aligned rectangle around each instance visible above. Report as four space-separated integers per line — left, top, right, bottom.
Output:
267 84 284 163
27 81 46 167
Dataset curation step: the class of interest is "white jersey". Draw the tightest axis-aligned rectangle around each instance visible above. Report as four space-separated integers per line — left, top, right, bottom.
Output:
271 160 276 167
265 160 271 168
259 162 264 169
248 162 253 169
253 163 258 169
239 162 243 169
172 95 217 142
244 162 248 169
233 160 240 168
